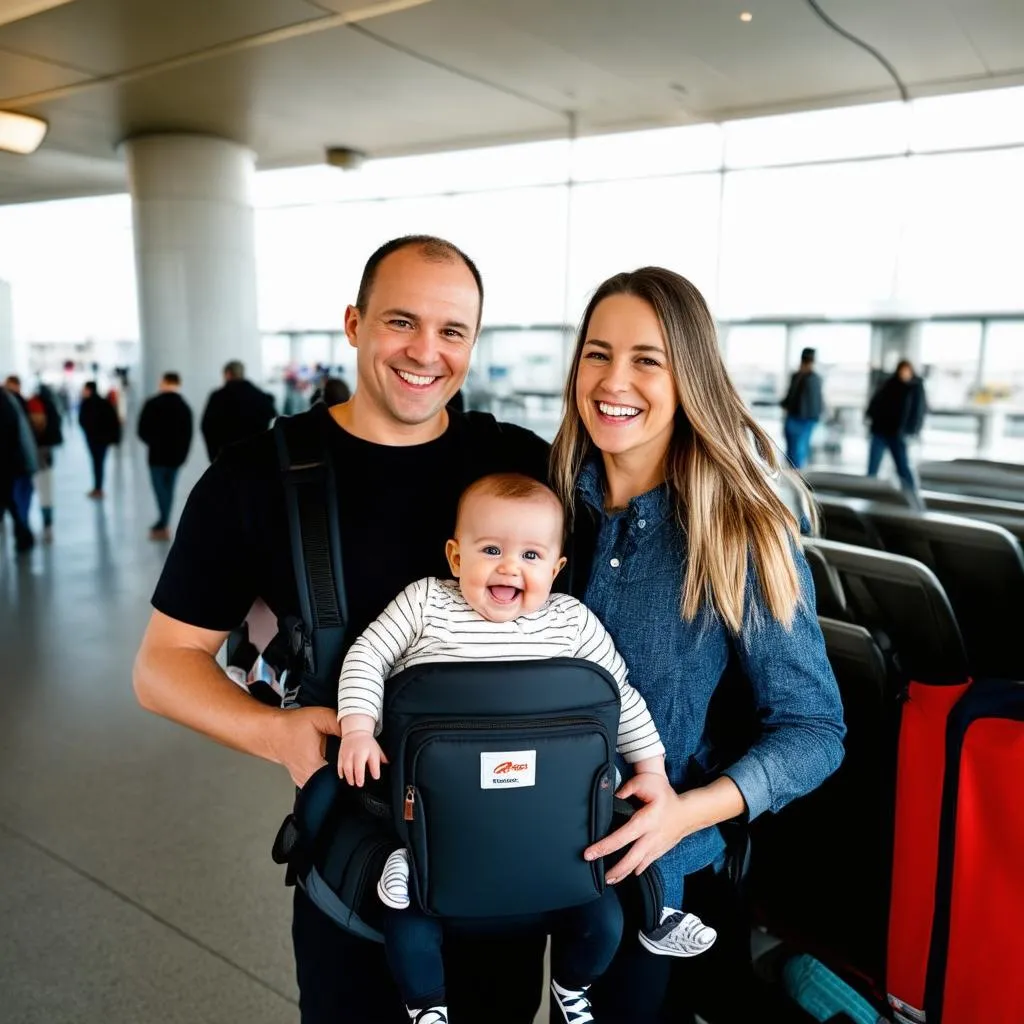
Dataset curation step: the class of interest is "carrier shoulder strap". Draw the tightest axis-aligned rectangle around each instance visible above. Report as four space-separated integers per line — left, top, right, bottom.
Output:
274 410 348 709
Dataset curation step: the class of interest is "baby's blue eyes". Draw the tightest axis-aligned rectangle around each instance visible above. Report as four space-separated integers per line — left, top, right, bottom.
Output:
479 546 541 561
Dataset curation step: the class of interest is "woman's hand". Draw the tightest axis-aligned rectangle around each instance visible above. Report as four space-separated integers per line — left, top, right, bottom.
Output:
583 775 746 883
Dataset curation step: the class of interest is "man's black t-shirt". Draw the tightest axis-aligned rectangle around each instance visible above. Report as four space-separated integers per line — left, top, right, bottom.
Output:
153 404 551 703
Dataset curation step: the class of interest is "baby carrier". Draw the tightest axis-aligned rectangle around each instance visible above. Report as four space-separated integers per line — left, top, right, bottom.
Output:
265 411 663 940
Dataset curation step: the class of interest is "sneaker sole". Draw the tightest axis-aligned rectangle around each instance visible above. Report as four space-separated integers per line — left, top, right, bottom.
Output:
637 928 716 958
376 877 410 910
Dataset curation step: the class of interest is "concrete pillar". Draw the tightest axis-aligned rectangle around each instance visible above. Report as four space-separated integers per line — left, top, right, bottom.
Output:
123 135 261 413
0 278 16 375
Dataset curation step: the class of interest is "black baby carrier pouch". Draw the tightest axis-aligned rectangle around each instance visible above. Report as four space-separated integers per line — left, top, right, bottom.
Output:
380 658 621 918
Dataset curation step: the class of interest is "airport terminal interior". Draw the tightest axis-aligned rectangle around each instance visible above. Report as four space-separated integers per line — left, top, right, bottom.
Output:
2 1 1024 1022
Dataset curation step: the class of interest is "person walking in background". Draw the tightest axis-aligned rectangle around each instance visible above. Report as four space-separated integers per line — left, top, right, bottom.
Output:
25 380 63 543
780 347 824 470
79 380 122 499
1 382 38 553
200 359 276 461
4 376 38 537
309 374 351 407
138 372 194 541
866 359 927 495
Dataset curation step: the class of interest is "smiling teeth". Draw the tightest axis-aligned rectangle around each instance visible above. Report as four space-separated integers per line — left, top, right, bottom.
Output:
397 370 435 386
598 402 641 417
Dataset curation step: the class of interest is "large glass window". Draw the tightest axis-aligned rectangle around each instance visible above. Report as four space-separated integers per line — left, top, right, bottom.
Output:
566 174 722 322
722 324 788 410
718 159 905 318
981 321 1024 411
918 321 982 409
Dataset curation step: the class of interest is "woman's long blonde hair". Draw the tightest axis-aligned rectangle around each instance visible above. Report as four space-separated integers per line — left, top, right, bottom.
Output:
551 268 810 633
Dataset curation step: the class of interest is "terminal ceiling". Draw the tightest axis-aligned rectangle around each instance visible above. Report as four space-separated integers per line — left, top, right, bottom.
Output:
0 0 1022 204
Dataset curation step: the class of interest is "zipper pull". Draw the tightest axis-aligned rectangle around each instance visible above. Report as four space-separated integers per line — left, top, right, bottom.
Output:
404 786 415 821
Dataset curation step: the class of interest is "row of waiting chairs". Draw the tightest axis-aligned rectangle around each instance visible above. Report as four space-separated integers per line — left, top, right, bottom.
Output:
747 463 1024 1009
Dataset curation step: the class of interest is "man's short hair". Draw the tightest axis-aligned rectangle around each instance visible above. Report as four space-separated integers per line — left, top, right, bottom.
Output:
162 372 181 386
455 473 564 539
800 347 816 363
355 235 484 327
223 360 245 380
4 374 20 390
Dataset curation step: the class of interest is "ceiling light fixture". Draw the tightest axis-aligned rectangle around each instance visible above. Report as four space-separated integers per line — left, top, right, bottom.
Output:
0 110 47 154
739 11 753 22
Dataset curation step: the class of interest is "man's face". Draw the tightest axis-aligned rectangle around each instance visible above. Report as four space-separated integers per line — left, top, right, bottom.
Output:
345 246 479 431
4 377 19 394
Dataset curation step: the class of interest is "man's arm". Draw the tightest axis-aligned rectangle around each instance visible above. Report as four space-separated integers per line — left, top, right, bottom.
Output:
133 609 340 787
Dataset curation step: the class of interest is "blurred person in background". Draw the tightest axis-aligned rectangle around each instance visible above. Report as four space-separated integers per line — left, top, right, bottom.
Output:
866 359 927 495
138 372 194 541
309 373 351 407
25 379 63 542
201 359 277 461
1 380 38 553
4 376 37 539
779 347 823 470
79 380 122 499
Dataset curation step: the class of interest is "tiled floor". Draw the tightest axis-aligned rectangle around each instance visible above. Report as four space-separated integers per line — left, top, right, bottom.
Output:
0 430 299 1023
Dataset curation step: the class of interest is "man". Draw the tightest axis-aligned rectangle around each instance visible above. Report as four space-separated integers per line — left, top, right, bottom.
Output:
780 347 824 470
1 382 37 553
200 359 277 461
133 236 550 1024
78 381 122 498
3 375 37 537
137 372 194 541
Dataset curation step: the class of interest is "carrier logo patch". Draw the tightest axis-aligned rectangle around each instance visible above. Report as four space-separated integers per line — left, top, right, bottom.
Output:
480 750 536 788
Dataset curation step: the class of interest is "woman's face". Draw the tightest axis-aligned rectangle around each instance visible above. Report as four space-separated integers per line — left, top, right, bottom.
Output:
575 293 679 466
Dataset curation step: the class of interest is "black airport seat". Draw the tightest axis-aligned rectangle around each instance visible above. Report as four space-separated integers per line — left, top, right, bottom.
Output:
749 617 893 991
823 503 1024 681
918 460 1024 503
805 537 969 686
814 495 886 551
804 470 913 508
803 542 851 622
921 491 1024 547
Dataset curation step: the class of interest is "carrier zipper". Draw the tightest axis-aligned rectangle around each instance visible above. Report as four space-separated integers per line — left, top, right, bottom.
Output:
404 785 415 821
407 715 602 736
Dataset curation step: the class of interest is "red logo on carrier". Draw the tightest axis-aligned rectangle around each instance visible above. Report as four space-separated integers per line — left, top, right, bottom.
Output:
493 760 529 774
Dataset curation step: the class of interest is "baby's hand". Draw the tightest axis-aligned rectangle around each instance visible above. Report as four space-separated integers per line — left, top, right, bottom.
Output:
339 731 388 787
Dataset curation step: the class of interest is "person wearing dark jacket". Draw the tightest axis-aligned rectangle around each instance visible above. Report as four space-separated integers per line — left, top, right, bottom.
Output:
79 381 122 498
200 360 276 461
4 375 37 535
1 385 37 552
26 381 63 541
780 347 824 470
138 372 194 541
866 359 927 494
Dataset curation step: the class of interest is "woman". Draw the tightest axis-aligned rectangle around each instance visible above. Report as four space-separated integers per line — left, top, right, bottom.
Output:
551 268 846 1022
866 360 927 495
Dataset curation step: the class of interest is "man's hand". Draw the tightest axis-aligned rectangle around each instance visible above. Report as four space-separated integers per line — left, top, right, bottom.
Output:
339 731 388 788
268 707 343 788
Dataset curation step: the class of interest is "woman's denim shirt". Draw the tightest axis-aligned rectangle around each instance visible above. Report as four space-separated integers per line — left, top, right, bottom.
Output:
577 459 846 882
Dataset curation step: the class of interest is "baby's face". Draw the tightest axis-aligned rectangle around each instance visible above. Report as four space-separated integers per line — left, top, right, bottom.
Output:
446 493 567 623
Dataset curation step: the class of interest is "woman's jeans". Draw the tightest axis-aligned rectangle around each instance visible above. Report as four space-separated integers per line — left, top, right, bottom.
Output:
385 888 624 1009
867 432 916 492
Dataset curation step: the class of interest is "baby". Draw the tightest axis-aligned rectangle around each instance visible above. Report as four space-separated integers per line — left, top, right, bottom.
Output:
337 473 715 1024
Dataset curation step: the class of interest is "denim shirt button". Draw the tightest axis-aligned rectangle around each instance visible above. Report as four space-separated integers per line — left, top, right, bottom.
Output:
610 557 621 568
638 519 647 529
